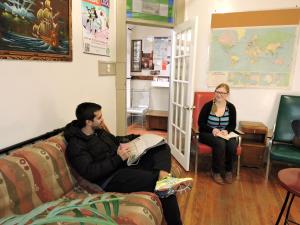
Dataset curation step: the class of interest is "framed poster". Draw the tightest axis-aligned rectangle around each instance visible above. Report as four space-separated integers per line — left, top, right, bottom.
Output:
0 0 72 61
81 0 110 56
208 26 298 88
142 51 154 70
131 40 142 72
127 0 174 24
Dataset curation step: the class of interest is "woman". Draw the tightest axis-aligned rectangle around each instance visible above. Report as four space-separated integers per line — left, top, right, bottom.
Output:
198 83 237 185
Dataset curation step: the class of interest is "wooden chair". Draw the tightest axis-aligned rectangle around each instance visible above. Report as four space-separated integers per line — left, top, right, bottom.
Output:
192 92 241 177
275 168 300 225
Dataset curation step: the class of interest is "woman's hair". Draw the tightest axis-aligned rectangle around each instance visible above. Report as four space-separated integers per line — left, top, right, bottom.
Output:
215 83 230 94
211 83 230 113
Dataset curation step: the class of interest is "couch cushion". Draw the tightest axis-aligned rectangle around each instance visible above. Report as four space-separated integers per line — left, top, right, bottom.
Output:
0 155 43 217
0 188 163 225
65 189 163 225
46 133 67 152
0 140 75 217
47 134 105 193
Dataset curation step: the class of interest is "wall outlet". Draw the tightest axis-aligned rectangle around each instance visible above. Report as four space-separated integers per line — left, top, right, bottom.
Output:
98 61 116 76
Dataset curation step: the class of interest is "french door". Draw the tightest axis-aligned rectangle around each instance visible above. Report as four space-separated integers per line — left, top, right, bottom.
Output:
168 18 198 171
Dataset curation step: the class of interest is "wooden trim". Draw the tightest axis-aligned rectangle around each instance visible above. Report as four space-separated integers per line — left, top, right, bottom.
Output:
116 1 127 135
130 75 170 80
127 18 174 28
175 0 185 25
211 8 300 28
131 76 153 80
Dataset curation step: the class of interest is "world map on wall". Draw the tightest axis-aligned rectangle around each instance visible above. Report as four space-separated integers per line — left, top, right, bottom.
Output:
208 26 298 88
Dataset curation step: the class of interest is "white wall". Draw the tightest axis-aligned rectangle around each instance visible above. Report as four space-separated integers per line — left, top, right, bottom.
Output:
0 1 117 149
185 0 300 129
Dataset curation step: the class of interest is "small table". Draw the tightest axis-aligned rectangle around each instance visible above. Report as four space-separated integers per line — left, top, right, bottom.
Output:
145 110 168 130
275 168 300 225
239 121 268 167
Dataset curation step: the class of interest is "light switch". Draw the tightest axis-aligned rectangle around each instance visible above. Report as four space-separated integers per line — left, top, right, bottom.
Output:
98 61 116 76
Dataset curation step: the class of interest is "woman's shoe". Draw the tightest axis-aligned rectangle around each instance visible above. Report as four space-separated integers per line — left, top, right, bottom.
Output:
211 171 224 185
224 172 233 184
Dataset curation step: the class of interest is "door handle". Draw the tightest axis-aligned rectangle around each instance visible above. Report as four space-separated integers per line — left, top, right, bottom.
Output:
183 106 196 110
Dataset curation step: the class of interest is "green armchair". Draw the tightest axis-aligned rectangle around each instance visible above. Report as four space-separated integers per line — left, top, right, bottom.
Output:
265 95 300 180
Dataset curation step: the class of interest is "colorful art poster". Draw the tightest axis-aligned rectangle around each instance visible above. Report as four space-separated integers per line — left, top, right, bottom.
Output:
0 0 72 61
127 0 174 24
81 0 110 56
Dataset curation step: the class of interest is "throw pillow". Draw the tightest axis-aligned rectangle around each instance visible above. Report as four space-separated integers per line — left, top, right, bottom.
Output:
291 120 300 148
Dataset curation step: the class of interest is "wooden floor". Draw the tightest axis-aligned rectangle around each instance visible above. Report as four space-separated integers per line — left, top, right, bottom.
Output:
177 156 300 225
127 125 300 225
127 123 167 138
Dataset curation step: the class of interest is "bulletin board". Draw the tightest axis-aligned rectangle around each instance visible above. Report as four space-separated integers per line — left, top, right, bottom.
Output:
208 9 300 88
211 9 300 28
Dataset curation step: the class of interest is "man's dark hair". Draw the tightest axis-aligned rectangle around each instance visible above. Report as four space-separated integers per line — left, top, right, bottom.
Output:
75 102 102 128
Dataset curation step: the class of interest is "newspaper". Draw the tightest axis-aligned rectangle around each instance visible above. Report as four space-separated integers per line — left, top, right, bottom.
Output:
127 134 166 166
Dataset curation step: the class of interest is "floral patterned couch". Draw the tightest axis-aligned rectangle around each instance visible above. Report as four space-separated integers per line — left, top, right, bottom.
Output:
0 134 163 225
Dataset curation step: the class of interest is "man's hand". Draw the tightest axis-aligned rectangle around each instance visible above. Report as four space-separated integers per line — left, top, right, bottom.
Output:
212 128 221 136
100 121 110 132
117 143 131 161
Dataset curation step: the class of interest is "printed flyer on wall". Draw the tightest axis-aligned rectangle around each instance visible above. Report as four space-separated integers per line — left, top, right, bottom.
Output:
127 0 174 24
81 0 110 56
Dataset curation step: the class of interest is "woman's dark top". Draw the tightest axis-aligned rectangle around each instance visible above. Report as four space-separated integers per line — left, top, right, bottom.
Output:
207 106 230 130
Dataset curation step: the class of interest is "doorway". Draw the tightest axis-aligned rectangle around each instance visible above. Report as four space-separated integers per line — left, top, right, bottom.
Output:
126 25 172 139
124 18 199 171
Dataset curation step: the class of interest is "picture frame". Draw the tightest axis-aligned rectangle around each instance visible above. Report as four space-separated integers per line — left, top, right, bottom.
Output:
127 0 174 26
0 0 72 61
131 39 142 72
141 51 154 70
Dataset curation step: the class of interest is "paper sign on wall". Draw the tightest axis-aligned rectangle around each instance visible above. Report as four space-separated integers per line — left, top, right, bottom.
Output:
81 0 110 56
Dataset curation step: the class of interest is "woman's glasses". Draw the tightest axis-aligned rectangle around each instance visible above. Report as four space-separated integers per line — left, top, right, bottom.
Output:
215 91 228 95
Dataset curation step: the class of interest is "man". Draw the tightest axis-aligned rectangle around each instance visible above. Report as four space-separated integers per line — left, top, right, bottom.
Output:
64 102 193 225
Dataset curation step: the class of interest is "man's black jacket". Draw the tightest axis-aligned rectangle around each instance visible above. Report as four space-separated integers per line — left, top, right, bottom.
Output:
64 120 138 185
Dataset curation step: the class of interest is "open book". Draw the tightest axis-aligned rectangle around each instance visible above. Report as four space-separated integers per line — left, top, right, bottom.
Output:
127 134 166 166
216 131 240 140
